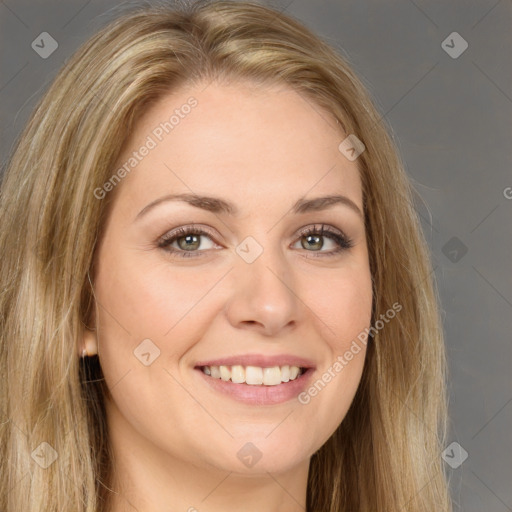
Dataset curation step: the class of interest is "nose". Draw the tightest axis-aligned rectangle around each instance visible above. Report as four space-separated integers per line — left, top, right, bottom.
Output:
224 244 300 337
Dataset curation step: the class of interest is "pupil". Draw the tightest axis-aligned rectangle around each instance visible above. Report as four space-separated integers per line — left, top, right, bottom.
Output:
304 234 322 250
179 234 199 250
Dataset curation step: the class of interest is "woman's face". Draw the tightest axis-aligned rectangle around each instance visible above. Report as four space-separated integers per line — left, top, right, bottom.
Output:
88 80 372 477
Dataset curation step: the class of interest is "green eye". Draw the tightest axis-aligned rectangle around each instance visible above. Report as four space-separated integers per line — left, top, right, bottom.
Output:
158 223 353 259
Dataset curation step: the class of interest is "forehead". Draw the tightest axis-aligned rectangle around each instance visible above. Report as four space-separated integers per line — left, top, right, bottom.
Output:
113 81 363 214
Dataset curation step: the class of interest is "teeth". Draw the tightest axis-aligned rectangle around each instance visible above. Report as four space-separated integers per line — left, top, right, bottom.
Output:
220 365 231 381
263 366 282 385
231 365 245 384
200 364 304 385
245 366 263 385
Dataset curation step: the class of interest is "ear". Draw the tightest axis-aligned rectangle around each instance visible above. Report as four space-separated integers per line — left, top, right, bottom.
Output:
80 327 98 357
79 270 99 357
79 301 98 357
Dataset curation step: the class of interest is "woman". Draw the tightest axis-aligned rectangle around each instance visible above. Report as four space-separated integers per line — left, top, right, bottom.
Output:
0 1 452 511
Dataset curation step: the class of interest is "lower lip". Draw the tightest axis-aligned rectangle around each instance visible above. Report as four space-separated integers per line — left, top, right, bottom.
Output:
194 368 314 405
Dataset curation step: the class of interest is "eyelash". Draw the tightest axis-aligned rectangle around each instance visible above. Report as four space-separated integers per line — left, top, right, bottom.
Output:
157 224 354 259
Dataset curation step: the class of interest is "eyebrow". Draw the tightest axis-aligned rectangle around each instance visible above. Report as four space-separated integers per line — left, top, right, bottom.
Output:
135 192 363 221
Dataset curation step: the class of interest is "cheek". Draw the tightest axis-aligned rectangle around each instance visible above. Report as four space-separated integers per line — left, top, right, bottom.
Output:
92 246 212 393
92 251 217 437
295 266 372 435
94 248 215 341
310 264 373 348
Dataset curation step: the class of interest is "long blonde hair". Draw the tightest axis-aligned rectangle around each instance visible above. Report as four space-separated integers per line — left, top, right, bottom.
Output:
0 1 452 510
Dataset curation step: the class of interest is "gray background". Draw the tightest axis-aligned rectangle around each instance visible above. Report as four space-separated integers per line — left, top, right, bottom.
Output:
1 0 511 510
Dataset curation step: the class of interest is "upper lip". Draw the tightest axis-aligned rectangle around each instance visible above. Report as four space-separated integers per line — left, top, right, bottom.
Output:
195 354 316 369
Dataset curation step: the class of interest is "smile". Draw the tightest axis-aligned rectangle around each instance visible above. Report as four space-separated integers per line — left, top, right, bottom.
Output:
199 364 305 386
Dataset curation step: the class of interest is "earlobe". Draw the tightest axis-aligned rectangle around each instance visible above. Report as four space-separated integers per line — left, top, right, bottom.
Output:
80 327 98 357
81 277 99 357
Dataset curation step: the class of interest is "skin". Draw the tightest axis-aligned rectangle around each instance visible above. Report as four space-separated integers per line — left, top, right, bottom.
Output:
82 80 373 512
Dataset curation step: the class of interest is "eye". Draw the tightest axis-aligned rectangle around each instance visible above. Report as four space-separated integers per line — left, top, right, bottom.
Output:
158 225 218 258
158 223 354 259
292 224 354 257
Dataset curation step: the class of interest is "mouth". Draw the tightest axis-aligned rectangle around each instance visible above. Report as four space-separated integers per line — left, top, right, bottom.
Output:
193 357 315 405
196 364 309 386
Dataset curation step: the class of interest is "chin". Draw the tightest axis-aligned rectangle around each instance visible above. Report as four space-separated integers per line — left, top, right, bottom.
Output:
195 432 313 476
